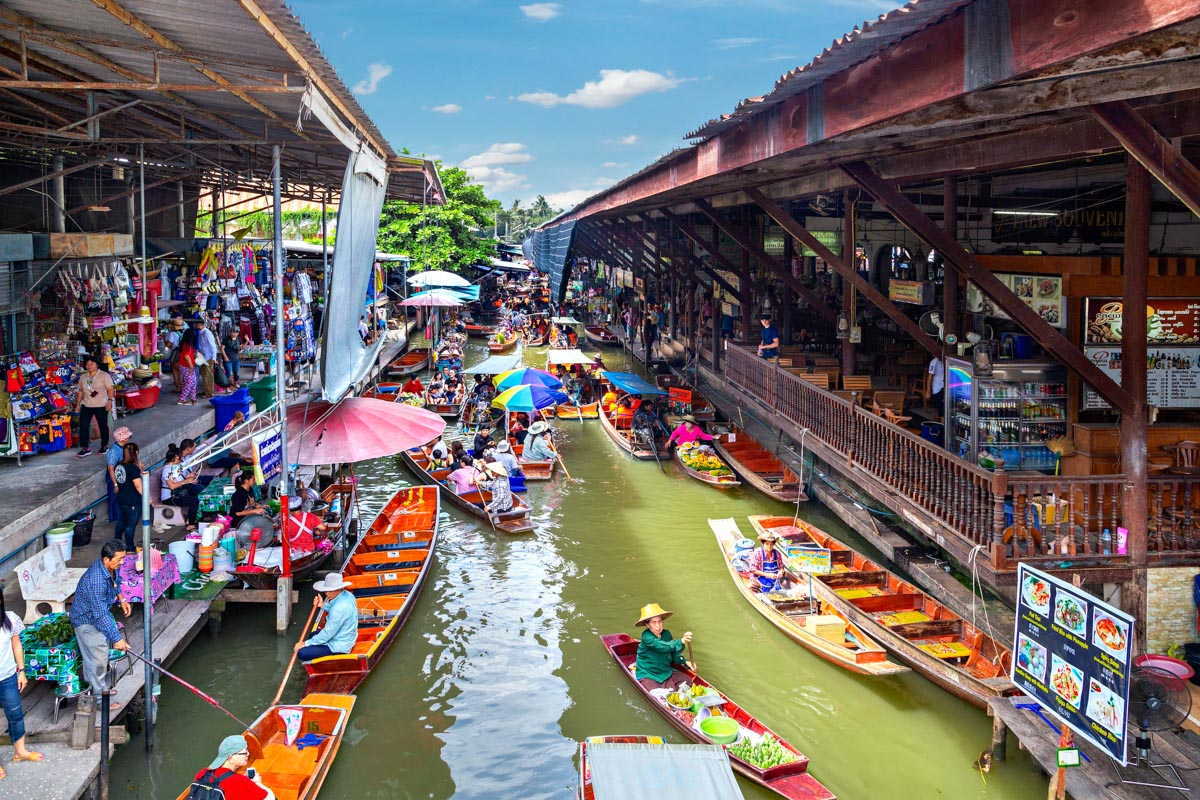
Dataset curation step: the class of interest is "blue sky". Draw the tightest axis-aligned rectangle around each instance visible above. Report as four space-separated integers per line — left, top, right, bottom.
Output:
291 0 897 210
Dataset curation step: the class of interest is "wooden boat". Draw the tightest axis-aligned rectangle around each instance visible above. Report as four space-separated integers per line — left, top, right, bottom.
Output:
598 400 662 460
400 446 536 534
749 514 1015 708
301 486 440 695
518 456 557 481
360 382 424 405
601 633 835 800
557 402 599 420
577 735 664 800
424 392 466 420
465 323 496 338
236 480 357 591
674 442 741 489
583 325 620 347
175 693 354 800
709 519 907 676
714 428 805 503
577 736 747 800
384 347 430 377
523 329 549 346
656 373 715 424
488 331 520 353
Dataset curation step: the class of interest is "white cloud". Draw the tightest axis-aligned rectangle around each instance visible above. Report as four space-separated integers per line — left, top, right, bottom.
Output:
468 167 530 194
341 27 354 39
602 161 629 168
461 143 533 169
715 37 761 49
484 95 496 100
432 103 462 114
543 188 597 209
617 134 639 145
520 3 561 21
516 69 684 109
353 63 392 95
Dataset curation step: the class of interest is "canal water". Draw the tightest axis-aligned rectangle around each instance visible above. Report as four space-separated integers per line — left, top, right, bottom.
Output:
110 340 1047 799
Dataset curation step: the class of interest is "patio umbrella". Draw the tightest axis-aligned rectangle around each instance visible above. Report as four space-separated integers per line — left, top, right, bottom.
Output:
286 396 446 465
491 384 570 413
408 270 471 288
409 287 475 302
399 289 464 307
493 367 564 391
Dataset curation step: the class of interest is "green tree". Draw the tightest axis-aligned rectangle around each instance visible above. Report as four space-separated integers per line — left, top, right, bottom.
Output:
377 164 500 274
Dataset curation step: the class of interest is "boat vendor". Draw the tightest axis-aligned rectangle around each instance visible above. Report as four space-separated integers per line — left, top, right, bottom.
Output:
187 735 276 800
524 421 557 462
295 574 358 662
747 530 787 593
475 462 514 515
69 540 131 711
665 415 713 449
231 472 269 521
633 603 694 691
631 401 658 435
401 375 424 394
492 440 521 476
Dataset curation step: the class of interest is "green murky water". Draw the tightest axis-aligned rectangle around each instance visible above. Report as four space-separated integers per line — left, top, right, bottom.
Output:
109 342 1047 799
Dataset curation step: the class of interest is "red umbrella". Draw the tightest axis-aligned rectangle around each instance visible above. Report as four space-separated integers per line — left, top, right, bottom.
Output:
286 396 446 465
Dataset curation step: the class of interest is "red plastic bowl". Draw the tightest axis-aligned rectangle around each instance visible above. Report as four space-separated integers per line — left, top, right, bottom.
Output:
1134 653 1195 681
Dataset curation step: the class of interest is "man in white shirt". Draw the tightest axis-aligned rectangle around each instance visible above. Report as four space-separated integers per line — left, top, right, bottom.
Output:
923 354 946 420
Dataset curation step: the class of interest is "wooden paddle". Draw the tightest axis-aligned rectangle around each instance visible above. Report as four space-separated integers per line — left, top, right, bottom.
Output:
272 600 320 706
687 639 697 672
549 441 577 482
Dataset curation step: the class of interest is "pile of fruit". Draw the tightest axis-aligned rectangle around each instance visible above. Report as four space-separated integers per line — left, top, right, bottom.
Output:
666 692 693 710
397 392 425 408
678 442 733 477
727 733 799 770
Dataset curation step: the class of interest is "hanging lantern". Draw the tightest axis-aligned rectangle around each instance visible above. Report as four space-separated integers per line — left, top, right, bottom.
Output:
973 339 994 376
836 311 851 340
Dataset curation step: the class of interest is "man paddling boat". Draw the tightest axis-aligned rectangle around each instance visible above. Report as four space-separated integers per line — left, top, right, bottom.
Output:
295 574 357 662
633 603 694 691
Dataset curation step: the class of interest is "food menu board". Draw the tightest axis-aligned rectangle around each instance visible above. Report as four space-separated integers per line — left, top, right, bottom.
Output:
1082 346 1200 409
966 274 1065 328
1085 298 1200 344
1012 564 1134 764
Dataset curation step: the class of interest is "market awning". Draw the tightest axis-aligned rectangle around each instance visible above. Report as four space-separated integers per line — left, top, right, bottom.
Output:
601 371 666 395
522 220 576 302
546 349 596 366
551 316 583 325
464 355 522 375
586 743 745 800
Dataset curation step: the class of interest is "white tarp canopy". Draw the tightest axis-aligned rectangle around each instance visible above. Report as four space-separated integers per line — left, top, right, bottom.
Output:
547 349 597 366
586 744 745 800
463 355 522 375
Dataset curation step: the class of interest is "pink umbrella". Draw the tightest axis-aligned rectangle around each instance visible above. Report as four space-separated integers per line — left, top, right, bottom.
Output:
286 396 446 465
399 289 464 307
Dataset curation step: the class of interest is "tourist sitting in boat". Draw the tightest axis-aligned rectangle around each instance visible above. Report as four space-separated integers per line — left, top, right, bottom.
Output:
451 382 466 404
492 440 521 476
446 456 476 495
567 329 579 347
475 461 514 514
614 397 635 428
294 573 358 662
471 374 491 397
510 416 527 445
665 415 713 449
189 735 276 800
449 441 468 470
634 603 694 691
747 530 788 593
401 375 424 394
524 421 557 462
425 441 452 470
601 386 618 411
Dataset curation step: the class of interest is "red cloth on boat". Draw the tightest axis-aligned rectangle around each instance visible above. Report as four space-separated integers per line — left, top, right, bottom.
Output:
286 511 321 556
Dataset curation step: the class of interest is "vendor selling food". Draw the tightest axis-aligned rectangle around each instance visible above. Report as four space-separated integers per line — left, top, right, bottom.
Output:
665 415 713 449
633 603 694 691
294 574 358 662
747 530 787 593
230 472 268 520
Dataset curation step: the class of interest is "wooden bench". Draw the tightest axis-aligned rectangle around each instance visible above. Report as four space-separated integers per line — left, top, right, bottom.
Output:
842 375 875 404
798 373 830 390
15 546 87 623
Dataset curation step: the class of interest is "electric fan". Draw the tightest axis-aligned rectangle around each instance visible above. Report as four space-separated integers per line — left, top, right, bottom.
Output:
1113 665 1192 791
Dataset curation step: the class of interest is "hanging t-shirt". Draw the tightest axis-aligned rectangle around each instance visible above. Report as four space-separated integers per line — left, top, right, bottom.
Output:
114 461 142 506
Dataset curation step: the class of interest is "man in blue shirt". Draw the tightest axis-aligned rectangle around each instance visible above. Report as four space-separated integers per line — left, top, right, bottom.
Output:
69 540 131 701
192 318 220 398
757 315 780 360
295 574 359 661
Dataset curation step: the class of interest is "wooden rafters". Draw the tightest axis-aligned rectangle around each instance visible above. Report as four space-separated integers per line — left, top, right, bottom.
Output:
1090 100 1200 218
643 211 745 302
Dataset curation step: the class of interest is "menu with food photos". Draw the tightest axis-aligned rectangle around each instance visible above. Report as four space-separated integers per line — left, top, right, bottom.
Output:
1012 564 1134 764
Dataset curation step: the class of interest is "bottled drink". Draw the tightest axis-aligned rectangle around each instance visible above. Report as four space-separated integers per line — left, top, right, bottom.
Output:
1101 528 1112 556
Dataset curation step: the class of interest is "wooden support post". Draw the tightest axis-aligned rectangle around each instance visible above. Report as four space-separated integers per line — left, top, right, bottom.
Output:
1121 155 1150 645
276 575 294 633
841 190 856 375
657 211 747 301
71 691 96 750
943 177 960 341
991 711 1008 762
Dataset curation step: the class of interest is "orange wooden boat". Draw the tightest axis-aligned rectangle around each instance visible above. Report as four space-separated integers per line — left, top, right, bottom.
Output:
556 402 599 420
176 693 354 800
749 514 1014 708
384 347 431 377
714 427 805 503
465 323 496 338
301 487 439 696
489 332 520 353
400 445 536 534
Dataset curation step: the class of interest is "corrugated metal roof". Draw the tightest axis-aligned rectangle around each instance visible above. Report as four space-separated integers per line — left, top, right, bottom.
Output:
685 0 972 141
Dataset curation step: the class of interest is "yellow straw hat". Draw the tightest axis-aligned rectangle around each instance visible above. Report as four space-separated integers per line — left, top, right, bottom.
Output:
758 530 780 541
635 602 673 626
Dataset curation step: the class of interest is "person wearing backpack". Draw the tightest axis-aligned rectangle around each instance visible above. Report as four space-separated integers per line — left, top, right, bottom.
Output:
186 735 274 800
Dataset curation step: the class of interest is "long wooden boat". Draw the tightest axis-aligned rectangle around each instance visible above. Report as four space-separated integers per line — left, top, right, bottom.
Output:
577 736 748 800
465 323 496 338
301 486 440 695
674 442 741 489
424 393 466 420
519 456 558 481
489 332 520 353
583 325 620 347
523 329 549 346
714 428 805 503
709 519 907 676
557 402 599 420
601 633 835 800
749 514 1015 708
400 446 536 534
656 373 715 424
577 735 664 800
598 400 662 460
384 347 430 377
176 693 354 800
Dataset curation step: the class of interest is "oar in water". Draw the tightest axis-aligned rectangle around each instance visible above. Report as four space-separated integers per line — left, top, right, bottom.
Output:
126 650 249 728
549 441 577 482
272 601 321 706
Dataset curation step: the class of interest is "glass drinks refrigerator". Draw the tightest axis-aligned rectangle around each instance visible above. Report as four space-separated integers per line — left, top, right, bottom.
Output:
946 358 1068 472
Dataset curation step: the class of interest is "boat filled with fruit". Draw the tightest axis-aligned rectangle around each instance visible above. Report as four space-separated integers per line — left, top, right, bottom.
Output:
676 441 741 489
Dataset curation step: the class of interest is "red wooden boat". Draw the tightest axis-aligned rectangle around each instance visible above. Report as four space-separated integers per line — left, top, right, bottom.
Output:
713 427 805 503
384 347 431 377
601 633 835 800
301 486 439 695
465 323 496 338
584 325 620 347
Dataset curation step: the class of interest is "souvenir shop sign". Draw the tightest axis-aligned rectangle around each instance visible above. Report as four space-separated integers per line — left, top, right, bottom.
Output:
991 202 1125 244
888 279 934 305
251 427 283 482
1012 564 1133 764
1084 298 1200 344
1082 346 1200 409
798 230 842 259
966 274 1064 328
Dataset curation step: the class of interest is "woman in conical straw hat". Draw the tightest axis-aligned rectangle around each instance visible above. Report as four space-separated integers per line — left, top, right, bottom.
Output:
633 602 694 690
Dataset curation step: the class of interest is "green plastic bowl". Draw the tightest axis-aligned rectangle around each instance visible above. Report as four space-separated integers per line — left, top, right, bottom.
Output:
699 715 740 744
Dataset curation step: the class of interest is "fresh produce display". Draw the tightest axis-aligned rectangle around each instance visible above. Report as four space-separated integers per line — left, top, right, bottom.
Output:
26 614 76 647
678 442 733 476
666 691 693 710
397 392 425 408
689 684 707 698
727 733 799 770
676 709 697 726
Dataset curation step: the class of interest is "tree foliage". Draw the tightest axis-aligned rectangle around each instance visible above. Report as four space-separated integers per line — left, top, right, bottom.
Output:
495 195 561 243
377 165 500 274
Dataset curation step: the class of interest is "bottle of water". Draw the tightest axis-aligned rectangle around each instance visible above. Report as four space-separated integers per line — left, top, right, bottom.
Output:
1101 528 1112 555
330 496 342 518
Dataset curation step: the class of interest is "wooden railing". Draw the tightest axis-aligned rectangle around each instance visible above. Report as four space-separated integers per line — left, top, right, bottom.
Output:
721 344 1200 572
